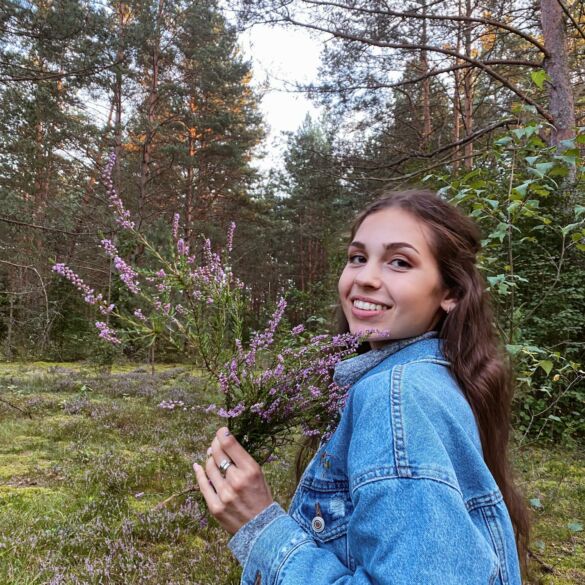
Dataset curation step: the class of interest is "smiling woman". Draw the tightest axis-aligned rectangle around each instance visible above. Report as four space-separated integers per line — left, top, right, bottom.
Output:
338 207 456 347
195 190 530 585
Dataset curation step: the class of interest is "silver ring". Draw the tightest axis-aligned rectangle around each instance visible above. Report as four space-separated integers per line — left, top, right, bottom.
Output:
218 458 233 473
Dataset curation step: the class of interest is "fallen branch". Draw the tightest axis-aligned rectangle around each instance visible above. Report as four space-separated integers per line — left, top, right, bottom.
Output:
152 485 199 511
0 396 33 419
528 547 555 574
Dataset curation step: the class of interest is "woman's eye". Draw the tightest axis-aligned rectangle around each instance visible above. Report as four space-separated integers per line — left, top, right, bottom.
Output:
390 258 411 269
348 254 366 264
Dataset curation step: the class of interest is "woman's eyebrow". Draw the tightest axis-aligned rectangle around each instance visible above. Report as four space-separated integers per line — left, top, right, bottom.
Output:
349 241 420 255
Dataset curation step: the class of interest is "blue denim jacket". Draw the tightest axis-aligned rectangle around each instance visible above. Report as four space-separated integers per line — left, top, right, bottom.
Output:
228 333 522 584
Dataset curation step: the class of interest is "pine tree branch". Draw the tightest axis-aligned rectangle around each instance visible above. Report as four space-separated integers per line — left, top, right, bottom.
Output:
348 118 515 172
0 59 123 83
0 216 95 236
301 0 549 55
282 15 554 123
308 60 541 95
555 0 585 42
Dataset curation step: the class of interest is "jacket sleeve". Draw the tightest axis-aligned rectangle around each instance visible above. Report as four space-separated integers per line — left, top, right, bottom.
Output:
235 366 499 584
235 478 498 585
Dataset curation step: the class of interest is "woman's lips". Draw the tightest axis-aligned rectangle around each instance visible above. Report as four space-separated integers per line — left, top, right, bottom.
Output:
350 305 390 319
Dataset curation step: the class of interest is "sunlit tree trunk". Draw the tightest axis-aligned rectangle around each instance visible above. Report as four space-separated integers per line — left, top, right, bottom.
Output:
540 0 576 146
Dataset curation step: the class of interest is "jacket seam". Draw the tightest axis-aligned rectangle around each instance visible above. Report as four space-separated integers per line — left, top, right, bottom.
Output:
400 357 451 366
466 490 504 511
351 474 464 500
390 365 411 476
351 475 502 516
481 505 510 585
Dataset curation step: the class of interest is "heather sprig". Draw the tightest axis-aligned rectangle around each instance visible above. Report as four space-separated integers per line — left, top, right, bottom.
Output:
53 151 363 465
52 152 246 372
207 297 362 463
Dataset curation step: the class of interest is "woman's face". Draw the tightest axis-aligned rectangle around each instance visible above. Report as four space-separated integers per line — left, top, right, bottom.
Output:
338 207 454 348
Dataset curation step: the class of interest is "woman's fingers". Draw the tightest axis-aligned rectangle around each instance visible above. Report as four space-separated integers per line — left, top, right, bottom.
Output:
210 436 237 474
214 427 256 470
205 447 229 490
193 462 222 512
194 429 274 535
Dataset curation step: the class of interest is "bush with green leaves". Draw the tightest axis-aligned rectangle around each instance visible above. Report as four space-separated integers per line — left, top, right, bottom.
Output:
430 118 585 443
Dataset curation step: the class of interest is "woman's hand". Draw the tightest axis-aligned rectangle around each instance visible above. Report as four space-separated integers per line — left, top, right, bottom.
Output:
193 427 274 535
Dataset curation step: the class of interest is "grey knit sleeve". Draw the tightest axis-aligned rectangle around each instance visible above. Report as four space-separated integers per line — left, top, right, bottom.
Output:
227 502 287 565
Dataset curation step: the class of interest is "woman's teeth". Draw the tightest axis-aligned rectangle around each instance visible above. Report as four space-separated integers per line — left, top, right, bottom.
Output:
353 300 388 311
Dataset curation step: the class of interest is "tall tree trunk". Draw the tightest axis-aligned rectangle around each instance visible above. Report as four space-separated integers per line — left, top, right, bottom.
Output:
452 0 464 172
185 116 196 244
139 2 163 232
65 99 116 264
420 1 431 150
540 0 576 146
463 0 474 170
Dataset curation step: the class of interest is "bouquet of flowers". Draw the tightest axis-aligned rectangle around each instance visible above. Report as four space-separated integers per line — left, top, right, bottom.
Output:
53 153 360 463
207 298 360 462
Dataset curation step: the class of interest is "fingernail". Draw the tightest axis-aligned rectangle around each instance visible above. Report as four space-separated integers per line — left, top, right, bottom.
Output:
193 463 200 471
224 430 231 436
207 447 213 456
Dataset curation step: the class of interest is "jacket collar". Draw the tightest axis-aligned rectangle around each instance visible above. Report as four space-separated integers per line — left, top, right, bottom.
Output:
333 331 441 388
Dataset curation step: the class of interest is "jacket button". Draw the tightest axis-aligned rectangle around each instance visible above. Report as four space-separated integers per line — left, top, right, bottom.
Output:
311 515 325 533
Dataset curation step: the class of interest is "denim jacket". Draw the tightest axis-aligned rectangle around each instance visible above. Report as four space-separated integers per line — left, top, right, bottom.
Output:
228 332 522 585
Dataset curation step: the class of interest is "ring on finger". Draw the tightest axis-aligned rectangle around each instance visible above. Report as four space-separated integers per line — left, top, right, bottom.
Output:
218 458 233 473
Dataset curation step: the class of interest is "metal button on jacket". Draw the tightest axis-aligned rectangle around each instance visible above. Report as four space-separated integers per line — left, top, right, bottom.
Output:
312 502 325 533
311 515 325 533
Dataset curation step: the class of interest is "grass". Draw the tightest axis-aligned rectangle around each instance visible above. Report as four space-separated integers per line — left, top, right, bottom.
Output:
0 362 583 584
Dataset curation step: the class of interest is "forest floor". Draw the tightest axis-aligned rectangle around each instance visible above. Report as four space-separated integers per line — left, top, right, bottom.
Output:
0 362 583 584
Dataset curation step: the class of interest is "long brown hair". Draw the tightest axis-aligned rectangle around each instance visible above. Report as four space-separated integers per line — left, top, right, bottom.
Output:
337 190 530 569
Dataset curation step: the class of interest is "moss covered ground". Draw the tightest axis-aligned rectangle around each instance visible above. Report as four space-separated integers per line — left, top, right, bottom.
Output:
0 363 583 584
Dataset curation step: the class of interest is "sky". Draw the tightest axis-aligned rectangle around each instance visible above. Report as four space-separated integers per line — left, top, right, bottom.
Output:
238 23 325 171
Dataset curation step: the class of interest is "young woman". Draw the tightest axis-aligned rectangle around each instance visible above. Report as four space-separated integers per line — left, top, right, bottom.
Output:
193 190 529 584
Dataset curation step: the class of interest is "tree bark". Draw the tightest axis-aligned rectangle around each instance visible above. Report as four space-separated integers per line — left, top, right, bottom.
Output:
463 0 474 170
420 1 432 150
140 0 165 231
540 0 576 145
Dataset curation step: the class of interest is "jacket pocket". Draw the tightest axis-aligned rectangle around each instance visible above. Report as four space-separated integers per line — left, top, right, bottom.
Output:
290 477 356 571
468 496 521 585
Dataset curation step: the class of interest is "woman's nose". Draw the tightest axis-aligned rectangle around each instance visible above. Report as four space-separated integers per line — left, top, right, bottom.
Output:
354 262 382 288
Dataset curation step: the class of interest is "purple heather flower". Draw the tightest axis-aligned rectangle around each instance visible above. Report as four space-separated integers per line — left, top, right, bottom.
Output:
102 153 135 230
133 308 146 321
177 238 189 256
95 321 121 344
226 222 236 252
291 324 305 335
113 256 140 293
217 402 245 418
100 239 118 258
172 213 180 240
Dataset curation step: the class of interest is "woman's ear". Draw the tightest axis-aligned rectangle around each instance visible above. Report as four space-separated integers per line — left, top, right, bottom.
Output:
440 292 457 314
